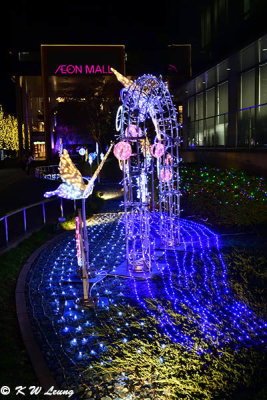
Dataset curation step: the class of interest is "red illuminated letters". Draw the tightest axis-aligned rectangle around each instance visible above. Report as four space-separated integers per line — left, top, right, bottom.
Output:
54 65 113 75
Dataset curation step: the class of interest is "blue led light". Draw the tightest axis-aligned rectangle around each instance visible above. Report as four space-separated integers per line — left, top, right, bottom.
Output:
26 212 267 393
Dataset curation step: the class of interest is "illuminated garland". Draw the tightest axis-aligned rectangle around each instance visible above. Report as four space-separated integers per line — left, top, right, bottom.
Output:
0 105 20 151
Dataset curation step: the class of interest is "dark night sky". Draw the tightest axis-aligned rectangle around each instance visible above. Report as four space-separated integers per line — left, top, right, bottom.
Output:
0 0 200 113
2 0 197 50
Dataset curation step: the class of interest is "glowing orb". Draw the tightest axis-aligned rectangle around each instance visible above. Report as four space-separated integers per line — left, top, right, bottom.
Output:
160 167 172 182
165 153 173 165
114 141 132 160
125 124 142 141
150 143 165 158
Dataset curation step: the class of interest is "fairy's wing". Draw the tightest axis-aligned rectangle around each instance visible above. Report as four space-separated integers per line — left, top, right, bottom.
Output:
59 149 86 191
44 149 86 199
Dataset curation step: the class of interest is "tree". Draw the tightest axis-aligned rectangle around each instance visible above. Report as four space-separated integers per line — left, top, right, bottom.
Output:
0 105 20 151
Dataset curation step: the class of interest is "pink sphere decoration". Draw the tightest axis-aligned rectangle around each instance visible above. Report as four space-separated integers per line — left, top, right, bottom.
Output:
125 124 142 141
160 167 172 182
150 143 165 158
165 153 173 166
113 141 132 160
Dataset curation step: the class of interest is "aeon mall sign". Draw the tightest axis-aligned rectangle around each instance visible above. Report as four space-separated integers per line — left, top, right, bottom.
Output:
54 64 113 75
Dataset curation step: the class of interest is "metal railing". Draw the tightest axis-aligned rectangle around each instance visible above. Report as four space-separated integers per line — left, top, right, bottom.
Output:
35 165 60 180
0 197 76 248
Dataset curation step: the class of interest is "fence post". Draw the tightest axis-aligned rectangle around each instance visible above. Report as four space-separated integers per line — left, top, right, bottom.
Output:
60 198 64 218
4 216 8 246
42 202 46 224
23 208 27 232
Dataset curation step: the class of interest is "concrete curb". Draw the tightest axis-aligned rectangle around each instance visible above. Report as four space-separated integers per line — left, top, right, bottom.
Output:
15 231 69 400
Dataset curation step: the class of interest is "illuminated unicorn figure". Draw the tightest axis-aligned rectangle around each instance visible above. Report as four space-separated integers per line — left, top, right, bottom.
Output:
111 68 181 272
111 68 166 140
44 143 113 200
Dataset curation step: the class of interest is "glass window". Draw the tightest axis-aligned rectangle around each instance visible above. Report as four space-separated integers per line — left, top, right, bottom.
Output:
207 67 216 87
217 60 229 82
196 74 205 93
259 34 267 63
218 81 228 113
196 94 204 146
197 120 204 146
186 80 195 97
204 88 216 146
255 103 267 146
260 63 267 104
240 42 258 71
188 97 195 120
241 69 255 108
216 82 228 146
206 87 215 117
196 93 204 120
239 69 255 146
256 63 267 146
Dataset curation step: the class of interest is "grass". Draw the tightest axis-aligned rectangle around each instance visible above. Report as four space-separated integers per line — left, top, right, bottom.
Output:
0 226 55 388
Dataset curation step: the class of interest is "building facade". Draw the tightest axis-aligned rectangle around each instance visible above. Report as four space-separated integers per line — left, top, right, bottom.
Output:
15 45 125 160
182 33 267 150
14 44 192 161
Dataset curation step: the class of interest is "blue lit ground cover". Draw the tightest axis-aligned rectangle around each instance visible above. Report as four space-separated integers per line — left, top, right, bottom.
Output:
26 213 267 399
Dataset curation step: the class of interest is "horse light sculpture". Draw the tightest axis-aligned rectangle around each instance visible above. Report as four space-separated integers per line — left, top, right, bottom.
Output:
112 68 181 272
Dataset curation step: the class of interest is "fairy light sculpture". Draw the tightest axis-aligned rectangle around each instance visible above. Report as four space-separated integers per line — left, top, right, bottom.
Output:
112 68 181 272
44 144 113 200
44 143 113 304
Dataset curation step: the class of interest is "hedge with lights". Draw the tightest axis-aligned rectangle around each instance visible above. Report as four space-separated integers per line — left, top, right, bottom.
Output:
179 164 267 226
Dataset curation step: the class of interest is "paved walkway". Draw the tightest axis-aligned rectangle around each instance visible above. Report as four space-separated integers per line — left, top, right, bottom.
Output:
0 168 123 217
0 168 58 216
0 167 123 249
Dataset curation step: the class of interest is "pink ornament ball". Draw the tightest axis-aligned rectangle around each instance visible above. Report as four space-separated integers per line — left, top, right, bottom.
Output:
160 167 172 182
150 143 165 158
125 124 142 141
113 141 132 160
165 153 173 166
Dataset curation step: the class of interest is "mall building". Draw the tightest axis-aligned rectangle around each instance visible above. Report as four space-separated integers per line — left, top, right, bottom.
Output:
14 44 191 162
15 45 126 160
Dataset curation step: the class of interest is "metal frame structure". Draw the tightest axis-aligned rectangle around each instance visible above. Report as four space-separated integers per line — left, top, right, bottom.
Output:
114 71 181 273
